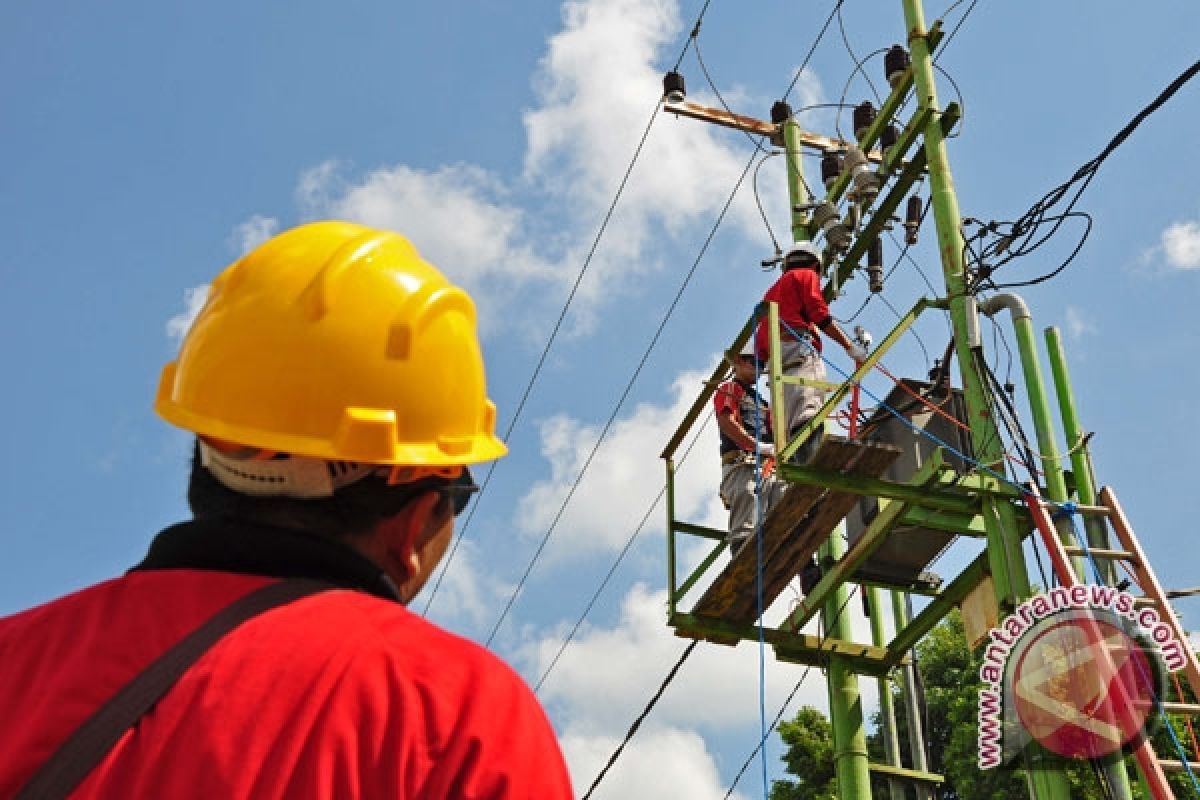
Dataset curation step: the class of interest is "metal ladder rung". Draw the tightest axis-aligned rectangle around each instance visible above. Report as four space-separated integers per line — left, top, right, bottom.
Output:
1158 760 1200 774
1159 702 1200 716
1062 546 1137 562
1134 597 1160 609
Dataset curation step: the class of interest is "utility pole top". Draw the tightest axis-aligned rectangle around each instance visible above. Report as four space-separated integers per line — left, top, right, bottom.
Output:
662 99 884 163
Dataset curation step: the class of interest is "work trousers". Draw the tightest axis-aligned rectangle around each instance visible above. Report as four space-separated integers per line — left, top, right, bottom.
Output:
779 339 827 464
720 459 787 553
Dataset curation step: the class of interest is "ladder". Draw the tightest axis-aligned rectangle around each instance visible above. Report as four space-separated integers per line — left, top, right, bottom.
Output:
1025 486 1200 799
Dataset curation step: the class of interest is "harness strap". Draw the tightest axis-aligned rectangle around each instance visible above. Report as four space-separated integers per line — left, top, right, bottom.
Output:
16 578 333 800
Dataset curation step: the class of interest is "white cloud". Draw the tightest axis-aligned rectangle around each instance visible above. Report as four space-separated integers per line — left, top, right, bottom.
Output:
516 365 725 558
528 581 878 797
420 538 517 633
286 0 797 335
165 285 209 341
1161 220 1200 270
562 725 751 800
1064 305 1097 340
231 214 279 255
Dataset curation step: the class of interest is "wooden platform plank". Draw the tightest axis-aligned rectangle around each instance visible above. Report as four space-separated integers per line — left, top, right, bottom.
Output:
691 436 899 622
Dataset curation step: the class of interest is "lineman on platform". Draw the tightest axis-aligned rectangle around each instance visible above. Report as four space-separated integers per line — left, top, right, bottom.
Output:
0 222 573 798
715 342 787 555
755 241 866 464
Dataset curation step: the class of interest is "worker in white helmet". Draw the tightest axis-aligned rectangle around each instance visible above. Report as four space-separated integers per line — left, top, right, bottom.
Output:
754 241 866 464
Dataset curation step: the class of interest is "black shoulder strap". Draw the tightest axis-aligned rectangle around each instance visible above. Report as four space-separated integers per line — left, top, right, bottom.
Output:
17 578 333 800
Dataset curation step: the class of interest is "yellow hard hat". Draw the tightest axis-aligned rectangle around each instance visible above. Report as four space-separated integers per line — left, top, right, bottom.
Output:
155 220 507 467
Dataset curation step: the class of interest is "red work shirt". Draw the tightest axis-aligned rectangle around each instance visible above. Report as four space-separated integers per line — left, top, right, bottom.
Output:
0 523 573 799
754 267 831 360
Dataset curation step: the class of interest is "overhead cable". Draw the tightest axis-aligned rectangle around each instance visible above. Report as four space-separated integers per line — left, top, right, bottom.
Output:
420 0 720 616
580 640 699 800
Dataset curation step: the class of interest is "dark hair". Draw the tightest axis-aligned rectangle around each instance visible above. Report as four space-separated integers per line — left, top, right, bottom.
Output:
186 442 434 539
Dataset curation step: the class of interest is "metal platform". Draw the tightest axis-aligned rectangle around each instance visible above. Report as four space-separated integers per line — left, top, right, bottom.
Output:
690 435 900 626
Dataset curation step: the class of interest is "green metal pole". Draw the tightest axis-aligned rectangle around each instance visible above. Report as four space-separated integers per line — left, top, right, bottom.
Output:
869 588 905 800
1044 327 1113 577
1043 328 1135 798
780 113 813 243
900 1 1070 797
983 297 1089 578
892 592 933 800
827 531 872 800
900 0 1034 613
666 459 678 617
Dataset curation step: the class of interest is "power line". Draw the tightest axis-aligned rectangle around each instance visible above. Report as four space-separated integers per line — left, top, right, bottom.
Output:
483 145 762 646
420 90 663 617
722 585 860 799
420 0 721 616
781 0 846 103
580 640 699 800
532 411 715 694
978 57 1200 289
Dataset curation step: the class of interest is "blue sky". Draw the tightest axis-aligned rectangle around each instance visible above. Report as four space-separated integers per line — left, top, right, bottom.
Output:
3 1 1199 796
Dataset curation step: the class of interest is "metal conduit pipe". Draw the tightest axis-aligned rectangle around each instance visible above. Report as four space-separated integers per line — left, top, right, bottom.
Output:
978 291 1137 799
978 292 1030 322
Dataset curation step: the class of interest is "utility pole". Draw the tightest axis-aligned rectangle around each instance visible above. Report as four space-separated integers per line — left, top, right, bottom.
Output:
777 101 874 798
901 0 1073 796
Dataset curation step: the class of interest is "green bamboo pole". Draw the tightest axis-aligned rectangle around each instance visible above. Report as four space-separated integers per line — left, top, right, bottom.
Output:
892 592 933 800
900 1 1069 796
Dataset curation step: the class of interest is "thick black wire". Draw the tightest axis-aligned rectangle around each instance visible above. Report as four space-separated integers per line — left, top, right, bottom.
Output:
580 640 699 800
694 33 768 154
420 2 720 617
781 0 846 103
837 5 884 103
753 151 783 253
984 58 1200 288
483 150 762 646
532 411 715 693
834 44 890 141
721 585 860 799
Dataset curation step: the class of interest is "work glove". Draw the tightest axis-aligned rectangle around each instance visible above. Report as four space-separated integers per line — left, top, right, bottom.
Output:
757 443 776 458
846 343 868 363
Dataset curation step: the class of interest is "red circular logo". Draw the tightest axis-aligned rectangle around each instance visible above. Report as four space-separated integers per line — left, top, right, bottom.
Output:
1012 613 1159 760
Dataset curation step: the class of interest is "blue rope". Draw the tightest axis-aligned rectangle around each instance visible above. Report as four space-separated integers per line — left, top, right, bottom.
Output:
750 320 769 800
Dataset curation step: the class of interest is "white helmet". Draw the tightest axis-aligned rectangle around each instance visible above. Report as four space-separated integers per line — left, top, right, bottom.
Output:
782 240 822 270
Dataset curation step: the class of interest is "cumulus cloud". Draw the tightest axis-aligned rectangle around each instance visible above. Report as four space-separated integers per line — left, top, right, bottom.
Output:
230 214 279 255
1161 220 1200 270
165 285 210 341
287 0 803 336
420 537 518 633
528 582 877 797
562 725 751 800
1064 305 1097 340
516 365 725 558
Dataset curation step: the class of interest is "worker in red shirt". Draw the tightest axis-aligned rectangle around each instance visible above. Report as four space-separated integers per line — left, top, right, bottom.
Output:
714 342 787 555
0 222 574 799
755 241 865 464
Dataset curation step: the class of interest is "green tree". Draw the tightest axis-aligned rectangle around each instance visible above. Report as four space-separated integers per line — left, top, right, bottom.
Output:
770 706 837 800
